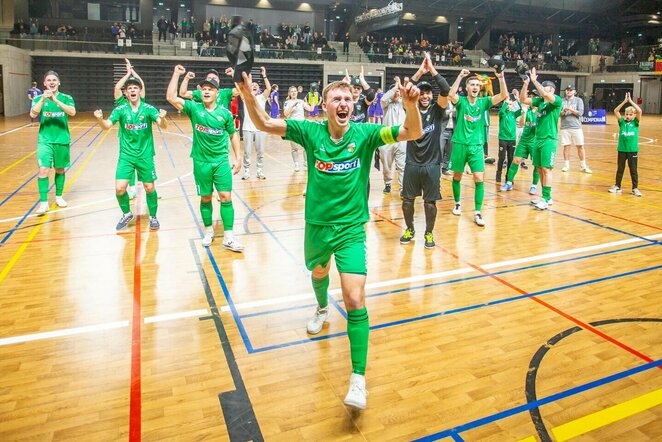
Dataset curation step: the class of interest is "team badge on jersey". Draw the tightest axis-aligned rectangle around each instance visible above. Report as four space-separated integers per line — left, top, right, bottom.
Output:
347 142 356 153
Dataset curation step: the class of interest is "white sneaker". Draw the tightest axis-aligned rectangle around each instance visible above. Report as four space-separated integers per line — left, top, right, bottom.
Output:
127 186 137 200
344 373 367 410
581 166 592 174
55 196 68 207
561 165 569 172
474 212 485 227
222 238 245 252
632 188 643 197
608 185 622 194
530 198 553 206
241 170 250 180
529 185 538 195
452 203 461 216
306 306 329 334
256 169 266 180
534 199 549 210
201 227 214 247
294 162 300 172
35 201 49 215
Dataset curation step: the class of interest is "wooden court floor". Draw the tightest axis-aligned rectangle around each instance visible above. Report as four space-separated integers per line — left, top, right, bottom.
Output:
0 112 660 441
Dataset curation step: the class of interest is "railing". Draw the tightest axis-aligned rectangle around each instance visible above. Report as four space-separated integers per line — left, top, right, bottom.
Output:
6 37 153 55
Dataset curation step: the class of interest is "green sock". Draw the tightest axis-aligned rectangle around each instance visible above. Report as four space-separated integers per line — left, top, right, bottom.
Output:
532 168 540 185
37 177 49 202
542 185 552 202
311 275 329 309
220 201 234 230
452 179 461 203
506 163 519 183
116 192 130 214
54 173 65 196
347 308 369 375
129 173 136 187
200 200 213 227
474 181 484 211
146 190 158 216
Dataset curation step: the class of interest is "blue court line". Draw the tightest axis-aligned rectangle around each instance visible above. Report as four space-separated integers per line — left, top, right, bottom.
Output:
0 128 103 248
166 118 255 353
156 124 177 169
0 124 97 208
248 262 662 353
238 242 656 320
412 358 662 441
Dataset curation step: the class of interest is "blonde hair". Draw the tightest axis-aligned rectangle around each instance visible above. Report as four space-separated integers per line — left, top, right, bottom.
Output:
624 106 636 113
322 81 352 101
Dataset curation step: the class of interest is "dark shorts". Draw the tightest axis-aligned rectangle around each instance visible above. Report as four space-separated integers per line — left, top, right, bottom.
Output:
402 163 442 201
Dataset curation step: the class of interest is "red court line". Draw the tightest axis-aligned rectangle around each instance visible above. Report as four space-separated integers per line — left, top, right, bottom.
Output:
129 197 143 441
372 210 657 367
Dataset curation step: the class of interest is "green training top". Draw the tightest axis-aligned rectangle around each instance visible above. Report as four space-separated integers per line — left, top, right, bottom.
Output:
182 100 236 162
617 118 639 152
285 119 399 225
451 96 493 146
33 93 76 145
532 95 562 140
109 102 160 159
517 107 538 144
498 102 518 141
192 88 234 109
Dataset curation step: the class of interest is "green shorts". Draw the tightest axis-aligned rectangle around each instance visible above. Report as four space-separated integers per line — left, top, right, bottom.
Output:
304 222 367 275
193 159 232 196
37 143 70 169
532 138 558 169
116 155 157 182
449 142 485 173
514 139 534 159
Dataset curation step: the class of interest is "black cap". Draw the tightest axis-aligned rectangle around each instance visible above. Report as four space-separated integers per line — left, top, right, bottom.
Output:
541 80 556 90
565 84 575 90
417 81 433 92
199 78 219 89
350 76 362 87
125 77 142 88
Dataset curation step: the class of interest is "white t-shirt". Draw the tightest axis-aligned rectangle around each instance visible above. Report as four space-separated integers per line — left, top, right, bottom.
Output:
243 94 267 132
284 98 306 120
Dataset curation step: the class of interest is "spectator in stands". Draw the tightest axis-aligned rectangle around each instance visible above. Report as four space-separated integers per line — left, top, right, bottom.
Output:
29 20 38 37
168 20 177 44
343 32 350 54
27 81 42 123
157 17 167 42
202 19 210 39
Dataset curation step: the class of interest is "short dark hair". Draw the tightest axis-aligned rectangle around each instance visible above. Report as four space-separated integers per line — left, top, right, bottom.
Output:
43 70 59 81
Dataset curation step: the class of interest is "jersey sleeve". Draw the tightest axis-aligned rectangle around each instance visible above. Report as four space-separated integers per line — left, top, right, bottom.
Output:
147 105 160 122
61 94 76 109
551 95 562 108
481 96 493 112
108 107 122 125
284 119 309 148
365 123 398 150
224 110 236 135
531 97 543 108
182 99 194 117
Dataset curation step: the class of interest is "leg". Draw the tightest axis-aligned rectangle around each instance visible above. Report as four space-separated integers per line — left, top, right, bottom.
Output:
614 151 627 189
54 167 66 197
290 141 300 169
114 178 134 230
379 144 394 190
242 132 254 178
37 166 51 202
401 198 415 231
628 152 639 191
394 141 406 189
255 131 266 179
496 140 507 182
143 181 158 218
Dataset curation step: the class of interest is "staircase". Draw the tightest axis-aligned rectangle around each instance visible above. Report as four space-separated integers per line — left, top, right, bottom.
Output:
151 32 199 56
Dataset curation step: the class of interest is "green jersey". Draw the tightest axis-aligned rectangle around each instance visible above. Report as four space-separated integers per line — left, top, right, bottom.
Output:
498 102 518 141
285 120 399 225
532 95 562 140
33 92 76 145
516 107 537 144
182 100 235 162
109 101 160 159
192 88 234 109
617 118 639 152
451 96 493 146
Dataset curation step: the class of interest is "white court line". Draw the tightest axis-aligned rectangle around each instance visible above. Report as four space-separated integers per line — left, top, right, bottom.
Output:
2 234 661 346
0 123 32 137
144 308 208 323
0 171 193 224
220 233 662 313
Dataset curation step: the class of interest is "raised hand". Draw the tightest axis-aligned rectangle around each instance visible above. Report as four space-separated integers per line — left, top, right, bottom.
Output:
158 109 167 119
225 67 234 77
42 90 54 100
529 67 538 83
124 58 132 72
260 66 267 77
234 71 254 96
343 69 351 84
93 109 103 119
174 64 186 75
458 69 470 78
185 71 195 80
399 77 420 108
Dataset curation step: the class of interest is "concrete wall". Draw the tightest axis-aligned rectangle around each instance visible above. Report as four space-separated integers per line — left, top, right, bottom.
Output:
0 45 32 117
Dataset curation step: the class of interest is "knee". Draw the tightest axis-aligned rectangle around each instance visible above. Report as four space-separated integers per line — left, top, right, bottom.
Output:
218 191 231 202
116 186 126 195
453 172 462 181
38 167 50 178
344 288 365 310
54 168 65 174
143 182 155 193
200 195 213 203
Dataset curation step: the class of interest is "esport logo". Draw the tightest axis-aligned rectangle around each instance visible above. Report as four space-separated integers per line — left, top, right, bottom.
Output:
315 158 360 173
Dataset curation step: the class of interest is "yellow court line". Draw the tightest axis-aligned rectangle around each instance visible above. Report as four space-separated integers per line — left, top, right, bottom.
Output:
561 168 662 193
0 151 35 175
0 128 109 285
551 387 662 441
517 436 536 442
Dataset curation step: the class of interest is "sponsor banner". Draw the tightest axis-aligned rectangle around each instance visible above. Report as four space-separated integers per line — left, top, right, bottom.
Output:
581 109 606 125
639 61 654 72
